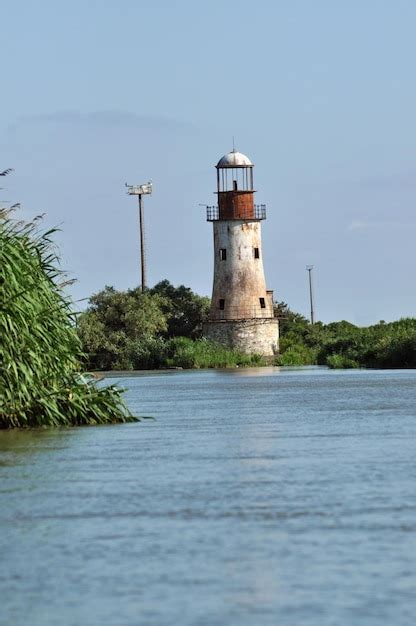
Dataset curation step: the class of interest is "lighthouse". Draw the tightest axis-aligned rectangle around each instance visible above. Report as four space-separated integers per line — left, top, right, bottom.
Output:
202 149 279 356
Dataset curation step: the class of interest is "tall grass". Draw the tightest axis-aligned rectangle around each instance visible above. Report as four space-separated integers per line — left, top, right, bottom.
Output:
0 210 137 428
165 337 266 369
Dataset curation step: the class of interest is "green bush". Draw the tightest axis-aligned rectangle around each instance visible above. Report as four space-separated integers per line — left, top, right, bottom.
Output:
128 336 170 370
275 338 317 366
77 287 168 370
326 354 360 369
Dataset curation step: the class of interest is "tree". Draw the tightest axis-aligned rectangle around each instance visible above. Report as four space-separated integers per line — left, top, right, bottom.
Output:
149 280 210 338
77 281 212 370
77 286 168 370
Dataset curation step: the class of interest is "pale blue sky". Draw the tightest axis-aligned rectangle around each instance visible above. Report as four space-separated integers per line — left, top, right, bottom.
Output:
2 0 416 324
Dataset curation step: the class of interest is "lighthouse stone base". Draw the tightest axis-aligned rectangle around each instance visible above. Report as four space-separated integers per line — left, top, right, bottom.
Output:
203 318 279 357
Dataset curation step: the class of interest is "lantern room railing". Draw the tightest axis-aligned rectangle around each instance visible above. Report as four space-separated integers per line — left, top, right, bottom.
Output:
206 204 266 221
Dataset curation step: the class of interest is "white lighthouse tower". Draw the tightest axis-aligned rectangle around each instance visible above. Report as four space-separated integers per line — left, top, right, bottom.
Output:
202 149 279 357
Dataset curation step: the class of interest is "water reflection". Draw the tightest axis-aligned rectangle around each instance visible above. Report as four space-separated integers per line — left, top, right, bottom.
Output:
217 365 330 377
0 428 70 456
216 366 278 377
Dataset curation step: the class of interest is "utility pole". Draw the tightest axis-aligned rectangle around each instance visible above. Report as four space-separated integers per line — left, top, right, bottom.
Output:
125 181 153 291
306 265 315 324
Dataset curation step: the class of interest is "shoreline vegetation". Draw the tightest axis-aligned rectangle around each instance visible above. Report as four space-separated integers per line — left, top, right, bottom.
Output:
78 285 416 372
0 206 137 428
276 306 416 369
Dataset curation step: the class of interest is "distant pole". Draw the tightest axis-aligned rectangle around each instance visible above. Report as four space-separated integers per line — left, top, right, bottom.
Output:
306 265 315 324
138 194 146 290
126 181 153 292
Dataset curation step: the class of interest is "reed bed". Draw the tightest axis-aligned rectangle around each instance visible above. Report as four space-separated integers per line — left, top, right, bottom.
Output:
0 210 137 428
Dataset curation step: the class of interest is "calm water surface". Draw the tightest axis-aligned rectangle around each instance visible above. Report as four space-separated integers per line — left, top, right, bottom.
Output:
1 367 416 626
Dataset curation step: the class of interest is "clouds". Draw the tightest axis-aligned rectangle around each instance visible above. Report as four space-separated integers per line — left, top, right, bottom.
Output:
348 220 368 231
353 172 416 191
6 110 194 135
347 218 416 232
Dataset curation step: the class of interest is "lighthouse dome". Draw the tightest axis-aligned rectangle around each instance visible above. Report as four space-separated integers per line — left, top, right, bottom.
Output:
216 150 253 168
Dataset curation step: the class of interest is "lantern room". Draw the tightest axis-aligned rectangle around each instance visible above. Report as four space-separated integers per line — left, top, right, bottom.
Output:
215 149 257 220
216 150 254 192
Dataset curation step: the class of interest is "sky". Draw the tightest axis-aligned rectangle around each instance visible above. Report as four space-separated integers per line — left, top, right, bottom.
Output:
1 0 416 324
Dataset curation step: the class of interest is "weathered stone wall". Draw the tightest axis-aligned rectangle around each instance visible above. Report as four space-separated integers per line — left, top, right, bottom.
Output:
210 220 273 320
203 318 279 356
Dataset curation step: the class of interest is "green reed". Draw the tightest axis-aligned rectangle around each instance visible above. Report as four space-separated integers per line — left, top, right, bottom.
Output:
0 210 137 428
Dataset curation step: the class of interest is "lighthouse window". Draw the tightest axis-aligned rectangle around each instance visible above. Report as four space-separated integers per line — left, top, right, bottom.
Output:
219 248 227 261
219 299 225 310
254 247 260 259
259 297 266 309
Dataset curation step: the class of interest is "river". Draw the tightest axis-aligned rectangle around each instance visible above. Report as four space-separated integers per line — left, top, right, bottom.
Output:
1 367 415 626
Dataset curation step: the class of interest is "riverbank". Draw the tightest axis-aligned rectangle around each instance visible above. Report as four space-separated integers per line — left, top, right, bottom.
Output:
77 284 416 372
277 315 416 369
